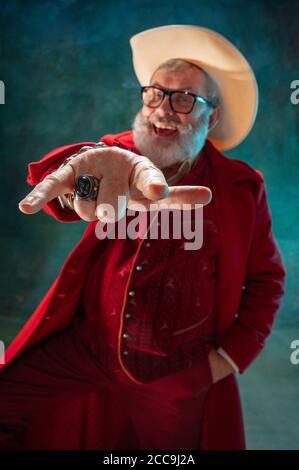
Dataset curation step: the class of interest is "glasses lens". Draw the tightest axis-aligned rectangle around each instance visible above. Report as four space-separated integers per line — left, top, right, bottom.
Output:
142 87 164 108
171 92 195 113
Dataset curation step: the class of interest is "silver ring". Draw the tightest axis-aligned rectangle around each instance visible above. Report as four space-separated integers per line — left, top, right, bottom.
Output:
74 175 101 201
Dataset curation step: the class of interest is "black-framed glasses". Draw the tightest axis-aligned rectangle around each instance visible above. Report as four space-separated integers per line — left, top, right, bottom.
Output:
141 85 217 114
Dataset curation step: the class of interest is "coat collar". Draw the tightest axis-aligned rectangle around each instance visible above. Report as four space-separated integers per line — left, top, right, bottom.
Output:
203 140 264 186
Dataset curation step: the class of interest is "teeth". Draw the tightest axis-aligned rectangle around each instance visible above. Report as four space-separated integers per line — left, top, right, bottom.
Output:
154 123 176 130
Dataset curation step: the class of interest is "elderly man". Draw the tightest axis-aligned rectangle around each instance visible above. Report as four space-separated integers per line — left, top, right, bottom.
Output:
0 25 285 450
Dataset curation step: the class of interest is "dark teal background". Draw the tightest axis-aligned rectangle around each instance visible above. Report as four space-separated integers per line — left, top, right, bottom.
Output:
0 0 298 449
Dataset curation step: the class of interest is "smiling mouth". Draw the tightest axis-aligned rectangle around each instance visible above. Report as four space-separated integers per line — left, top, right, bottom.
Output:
152 123 178 137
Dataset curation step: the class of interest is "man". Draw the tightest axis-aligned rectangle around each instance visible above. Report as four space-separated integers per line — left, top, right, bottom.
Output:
0 25 285 450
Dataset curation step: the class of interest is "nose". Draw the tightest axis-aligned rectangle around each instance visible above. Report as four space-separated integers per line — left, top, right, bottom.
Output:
155 94 174 116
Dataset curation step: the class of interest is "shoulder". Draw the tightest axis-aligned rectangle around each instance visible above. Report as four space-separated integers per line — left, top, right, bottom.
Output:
227 156 264 183
99 130 134 150
205 140 264 184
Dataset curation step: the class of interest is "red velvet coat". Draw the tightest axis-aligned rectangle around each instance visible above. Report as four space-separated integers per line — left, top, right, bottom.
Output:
1 132 286 449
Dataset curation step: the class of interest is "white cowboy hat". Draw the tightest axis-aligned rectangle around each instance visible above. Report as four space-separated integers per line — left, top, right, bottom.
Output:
129 25 258 151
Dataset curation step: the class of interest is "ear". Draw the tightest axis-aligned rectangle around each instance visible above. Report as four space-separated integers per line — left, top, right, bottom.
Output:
208 107 221 132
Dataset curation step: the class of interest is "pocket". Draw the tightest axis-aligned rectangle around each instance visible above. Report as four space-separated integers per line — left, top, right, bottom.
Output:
146 354 214 397
186 355 213 397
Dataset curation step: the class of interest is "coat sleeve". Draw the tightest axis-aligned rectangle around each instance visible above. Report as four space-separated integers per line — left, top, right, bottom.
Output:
26 142 97 222
218 180 286 373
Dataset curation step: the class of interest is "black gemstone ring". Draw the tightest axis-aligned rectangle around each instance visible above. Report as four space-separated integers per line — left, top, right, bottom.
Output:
74 175 101 201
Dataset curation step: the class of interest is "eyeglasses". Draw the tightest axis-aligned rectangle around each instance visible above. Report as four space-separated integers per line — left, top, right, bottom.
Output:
141 85 217 114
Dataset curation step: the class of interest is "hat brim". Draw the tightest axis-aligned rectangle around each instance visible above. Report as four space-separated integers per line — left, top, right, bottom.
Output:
130 25 258 151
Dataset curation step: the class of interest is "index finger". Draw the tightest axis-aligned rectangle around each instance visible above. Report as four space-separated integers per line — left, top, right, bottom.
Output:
18 164 74 214
128 185 212 210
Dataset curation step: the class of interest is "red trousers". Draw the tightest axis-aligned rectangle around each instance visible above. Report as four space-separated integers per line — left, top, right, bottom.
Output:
0 326 212 449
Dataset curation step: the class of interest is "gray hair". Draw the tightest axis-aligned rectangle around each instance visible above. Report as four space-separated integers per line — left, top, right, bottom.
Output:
151 58 220 108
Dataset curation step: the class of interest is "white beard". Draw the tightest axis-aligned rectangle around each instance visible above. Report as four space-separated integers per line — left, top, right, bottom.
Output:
132 110 210 169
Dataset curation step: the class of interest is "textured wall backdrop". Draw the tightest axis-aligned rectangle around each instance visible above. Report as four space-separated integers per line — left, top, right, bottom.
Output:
0 0 298 449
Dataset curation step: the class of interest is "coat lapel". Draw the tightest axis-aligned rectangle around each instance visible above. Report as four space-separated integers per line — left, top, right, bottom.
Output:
205 141 263 336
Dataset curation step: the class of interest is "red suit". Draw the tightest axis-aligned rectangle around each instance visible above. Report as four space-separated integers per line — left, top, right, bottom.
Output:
0 131 286 449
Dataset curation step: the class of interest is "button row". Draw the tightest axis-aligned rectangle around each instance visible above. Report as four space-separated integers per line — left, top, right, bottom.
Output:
121 240 152 360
